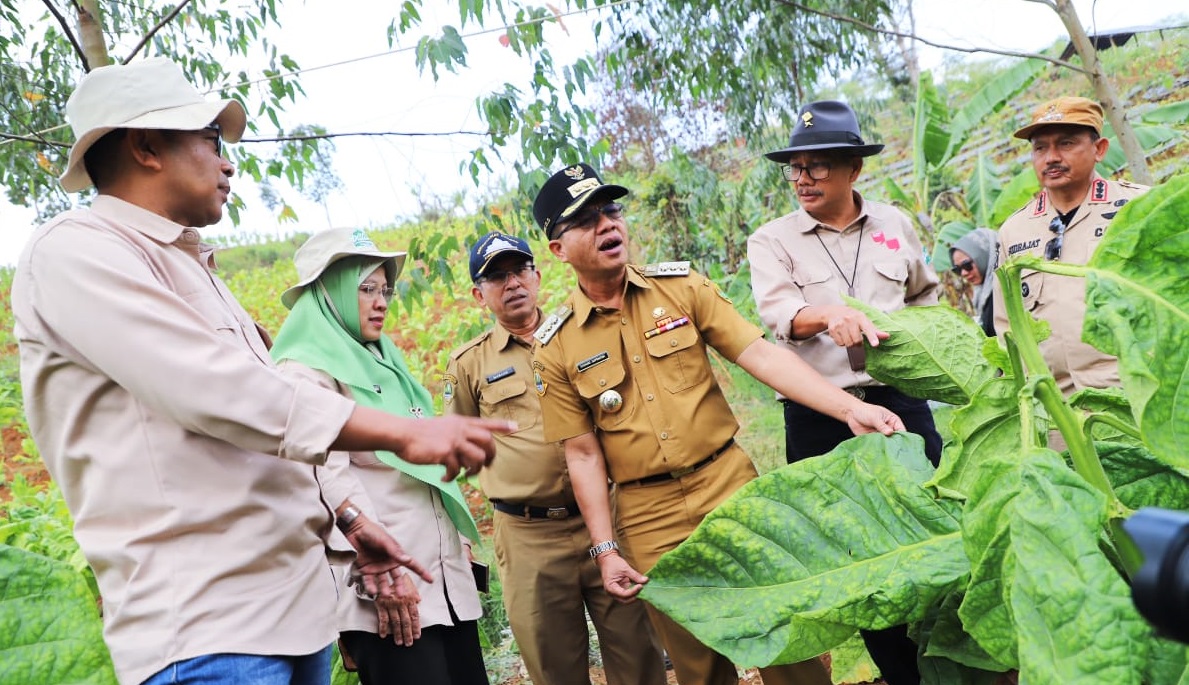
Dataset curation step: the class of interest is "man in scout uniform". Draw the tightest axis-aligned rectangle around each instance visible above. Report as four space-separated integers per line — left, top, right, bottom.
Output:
748 100 942 685
531 162 907 685
445 232 665 685
993 96 1148 395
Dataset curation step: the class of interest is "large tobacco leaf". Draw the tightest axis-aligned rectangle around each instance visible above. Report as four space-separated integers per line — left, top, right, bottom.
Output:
640 433 966 667
928 377 1028 501
1068 387 1141 445
1095 442 1189 512
0 544 117 685
1082 174 1189 468
847 299 995 406
958 451 1150 683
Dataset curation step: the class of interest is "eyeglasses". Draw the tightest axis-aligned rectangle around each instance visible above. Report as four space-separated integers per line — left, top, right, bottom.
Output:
358 282 395 302
1045 216 1067 261
780 162 832 182
555 202 624 238
951 259 976 275
476 263 535 288
203 124 223 157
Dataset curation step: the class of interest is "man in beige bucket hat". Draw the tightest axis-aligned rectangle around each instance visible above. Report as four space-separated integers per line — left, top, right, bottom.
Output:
993 96 1149 396
12 58 512 685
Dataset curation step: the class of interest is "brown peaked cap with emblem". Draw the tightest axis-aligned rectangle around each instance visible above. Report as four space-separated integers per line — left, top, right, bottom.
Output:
1013 96 1104 140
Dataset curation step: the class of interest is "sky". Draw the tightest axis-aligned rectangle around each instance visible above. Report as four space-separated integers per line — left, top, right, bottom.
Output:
0 0 1184 265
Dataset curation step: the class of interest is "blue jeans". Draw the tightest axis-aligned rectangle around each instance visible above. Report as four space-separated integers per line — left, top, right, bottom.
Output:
141 645 332 685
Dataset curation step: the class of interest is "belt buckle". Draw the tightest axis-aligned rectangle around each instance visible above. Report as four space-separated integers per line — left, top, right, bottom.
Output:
546 507 569 520
846 386 866 400
669 465 696 479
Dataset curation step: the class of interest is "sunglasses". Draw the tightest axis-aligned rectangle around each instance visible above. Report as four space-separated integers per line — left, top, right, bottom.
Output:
1045 216 1067 261
951 259 976 275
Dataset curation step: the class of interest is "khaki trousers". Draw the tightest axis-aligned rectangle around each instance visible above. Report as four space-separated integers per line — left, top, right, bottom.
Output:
616 445 831 685
493 509 665 685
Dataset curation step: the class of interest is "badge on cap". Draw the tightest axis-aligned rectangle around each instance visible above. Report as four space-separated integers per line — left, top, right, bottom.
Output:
599 389 623 413
802 111 814 127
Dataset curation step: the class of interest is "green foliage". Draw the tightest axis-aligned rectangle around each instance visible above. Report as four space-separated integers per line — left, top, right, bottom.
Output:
642 178 1189 682
0 545 116 684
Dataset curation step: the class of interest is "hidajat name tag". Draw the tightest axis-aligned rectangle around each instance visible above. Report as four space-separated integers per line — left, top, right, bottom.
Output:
485 366 515 384
577 351 610 373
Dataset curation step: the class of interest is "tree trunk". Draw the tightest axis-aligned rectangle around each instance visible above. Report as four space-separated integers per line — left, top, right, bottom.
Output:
1051 0 1154 185
76 0 111 71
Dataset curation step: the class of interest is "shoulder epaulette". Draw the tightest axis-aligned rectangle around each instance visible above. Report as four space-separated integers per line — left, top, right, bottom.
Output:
533 305 573 346
448 329 492 361
641 261 691 277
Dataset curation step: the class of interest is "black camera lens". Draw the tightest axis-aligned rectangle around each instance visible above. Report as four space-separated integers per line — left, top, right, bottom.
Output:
1124 508 1189 644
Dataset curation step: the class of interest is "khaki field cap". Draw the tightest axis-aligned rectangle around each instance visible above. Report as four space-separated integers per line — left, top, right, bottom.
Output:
1013 96 1104 140
281 228 407 309
59 57 248 192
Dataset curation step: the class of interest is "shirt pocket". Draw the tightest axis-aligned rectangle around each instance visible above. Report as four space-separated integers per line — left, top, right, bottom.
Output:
1020 271 1045 312
643 322 707 393
180 290 241 336
572 359 634 428
479 377 539 432
872 259 909 286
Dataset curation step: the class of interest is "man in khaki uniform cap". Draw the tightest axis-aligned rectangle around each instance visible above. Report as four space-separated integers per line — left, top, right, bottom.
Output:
531 162 908 685
11 57 509 685
445 231 665 685
993 96 1148 395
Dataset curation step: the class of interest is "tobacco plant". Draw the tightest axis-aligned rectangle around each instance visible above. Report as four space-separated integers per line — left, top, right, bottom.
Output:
641 175 1189 683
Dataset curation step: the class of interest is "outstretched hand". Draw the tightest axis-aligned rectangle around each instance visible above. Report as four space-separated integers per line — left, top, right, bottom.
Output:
400 415 516 482
845 403 905 436
597 552 649 603
823 305 888 348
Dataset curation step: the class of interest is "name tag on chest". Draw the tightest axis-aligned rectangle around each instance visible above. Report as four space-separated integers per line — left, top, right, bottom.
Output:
485 366 516 384
577 351 610 373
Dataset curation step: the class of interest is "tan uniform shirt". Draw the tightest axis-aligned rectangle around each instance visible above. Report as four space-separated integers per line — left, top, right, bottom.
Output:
534 266 763 484
748 194 939 390
445 317 574 506
993 177 1148 394
278 362 481 632
11 196 357 685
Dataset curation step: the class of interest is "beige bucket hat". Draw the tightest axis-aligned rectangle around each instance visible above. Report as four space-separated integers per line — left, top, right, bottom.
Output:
281 228 408 309
59 57 248 192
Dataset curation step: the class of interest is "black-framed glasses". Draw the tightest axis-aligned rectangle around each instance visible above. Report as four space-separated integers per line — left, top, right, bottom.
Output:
203 124 223 157
556 202 624 237
951 259 976 275
1045 216 1067 261
780 161 832 182
477 263 535 288
358 282 396 303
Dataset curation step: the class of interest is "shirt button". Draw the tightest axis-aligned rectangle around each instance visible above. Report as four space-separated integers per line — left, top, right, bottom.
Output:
646 394 654 401
622 317 628 325
660 432 668 440
670 339 678 347
599 379 607 387
633 355 641 363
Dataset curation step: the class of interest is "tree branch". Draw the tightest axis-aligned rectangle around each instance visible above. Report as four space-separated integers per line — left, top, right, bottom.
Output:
777 0 1089 75
122 0 193 64
243 130 490 143
41 0 89 71
0 131 70 147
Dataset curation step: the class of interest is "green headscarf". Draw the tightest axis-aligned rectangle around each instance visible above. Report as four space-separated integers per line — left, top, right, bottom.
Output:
270 256 479 542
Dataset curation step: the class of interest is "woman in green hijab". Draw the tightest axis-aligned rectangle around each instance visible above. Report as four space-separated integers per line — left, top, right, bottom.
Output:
272 228 487 685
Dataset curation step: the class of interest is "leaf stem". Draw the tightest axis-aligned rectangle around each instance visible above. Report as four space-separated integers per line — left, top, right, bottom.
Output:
1083 413 1144 442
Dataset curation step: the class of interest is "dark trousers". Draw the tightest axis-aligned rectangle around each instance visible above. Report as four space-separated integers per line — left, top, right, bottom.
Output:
781 385 942 685
340 616 488 685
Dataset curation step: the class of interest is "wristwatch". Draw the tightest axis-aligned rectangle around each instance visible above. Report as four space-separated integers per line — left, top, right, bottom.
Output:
589 540 619 559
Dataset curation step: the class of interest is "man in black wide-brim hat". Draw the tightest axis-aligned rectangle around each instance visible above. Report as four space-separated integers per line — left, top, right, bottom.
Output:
747 99 943 685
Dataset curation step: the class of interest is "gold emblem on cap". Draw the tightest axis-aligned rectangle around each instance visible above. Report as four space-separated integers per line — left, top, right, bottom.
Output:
564 165 586 180
599 389 623 413
652 307 666 319
802 111 814 127
1037 104 1064 123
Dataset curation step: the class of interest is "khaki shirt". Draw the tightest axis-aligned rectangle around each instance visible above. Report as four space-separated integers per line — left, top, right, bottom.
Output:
748 194 939 389
993 177 1148 394
12 196 356 685
534 266 764 484
445 317 574 506
278 362 482 632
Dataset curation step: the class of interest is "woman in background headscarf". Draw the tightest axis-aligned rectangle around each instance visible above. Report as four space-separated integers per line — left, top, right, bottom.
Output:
271 228 487 685
949 227 999 337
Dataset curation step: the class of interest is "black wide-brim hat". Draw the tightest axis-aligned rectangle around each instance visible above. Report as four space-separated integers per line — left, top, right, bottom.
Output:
533 163 629 240
764 100 884 162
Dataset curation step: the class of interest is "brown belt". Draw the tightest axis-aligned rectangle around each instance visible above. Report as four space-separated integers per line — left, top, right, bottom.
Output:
491 501 580 520
619 438 735 488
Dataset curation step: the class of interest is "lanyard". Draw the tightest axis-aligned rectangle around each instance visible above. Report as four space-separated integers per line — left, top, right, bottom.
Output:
813 217 866 297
